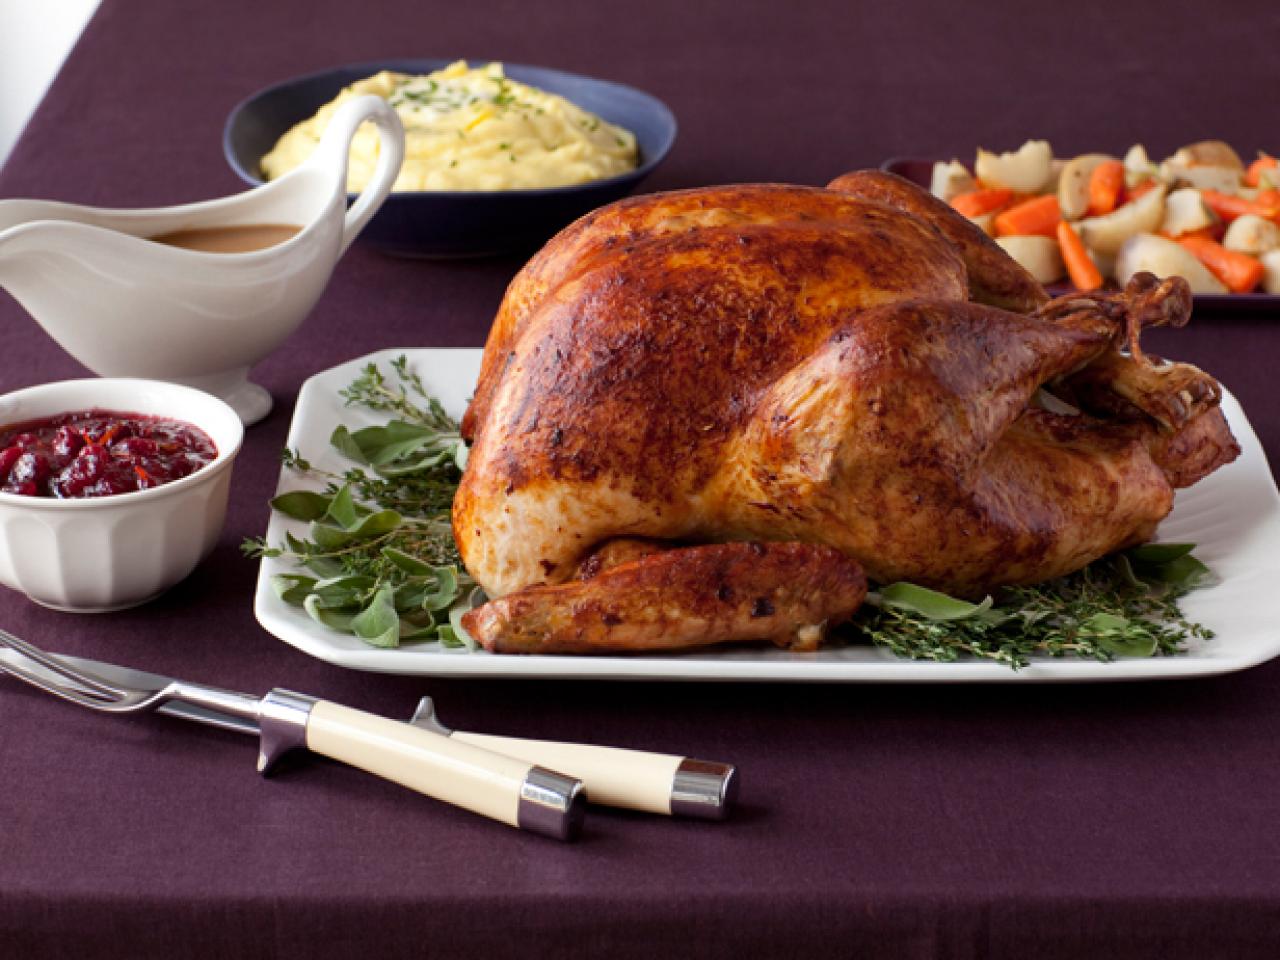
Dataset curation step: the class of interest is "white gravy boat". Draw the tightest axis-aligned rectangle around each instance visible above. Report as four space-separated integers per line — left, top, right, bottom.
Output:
0 96 405 425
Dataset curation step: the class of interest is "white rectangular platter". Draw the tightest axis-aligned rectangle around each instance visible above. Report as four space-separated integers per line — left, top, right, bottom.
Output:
253 348 1280 682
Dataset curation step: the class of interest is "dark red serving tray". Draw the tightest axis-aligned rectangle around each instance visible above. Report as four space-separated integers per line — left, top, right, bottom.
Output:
881 157 1277 315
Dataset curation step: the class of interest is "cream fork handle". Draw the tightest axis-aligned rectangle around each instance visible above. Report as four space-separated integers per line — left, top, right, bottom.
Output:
304 701 583 840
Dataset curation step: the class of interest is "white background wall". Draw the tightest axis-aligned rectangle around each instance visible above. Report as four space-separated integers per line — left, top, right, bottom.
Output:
0 0 102 167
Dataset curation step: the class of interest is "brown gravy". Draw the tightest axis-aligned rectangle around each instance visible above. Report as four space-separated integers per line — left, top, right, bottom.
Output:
149 223 302 253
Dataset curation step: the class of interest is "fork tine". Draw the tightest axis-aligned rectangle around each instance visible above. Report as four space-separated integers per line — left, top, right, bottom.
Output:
0 629 133 700
0 653 129 710
0 642 162 716
0 630 189 719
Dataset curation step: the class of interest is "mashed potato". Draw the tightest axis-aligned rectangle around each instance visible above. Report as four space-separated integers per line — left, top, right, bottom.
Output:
261 61 639 192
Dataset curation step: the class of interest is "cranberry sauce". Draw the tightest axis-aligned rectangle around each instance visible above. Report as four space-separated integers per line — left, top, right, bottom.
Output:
0 410 216 499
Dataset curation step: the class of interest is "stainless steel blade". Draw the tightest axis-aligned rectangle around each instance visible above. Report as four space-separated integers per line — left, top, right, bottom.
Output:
0 649 261 736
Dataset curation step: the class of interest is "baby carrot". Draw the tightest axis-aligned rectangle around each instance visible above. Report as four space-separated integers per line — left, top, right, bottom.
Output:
1057 221 1103 291
1202 189 1280 223
994 194 1062 238
1177 237 1265 293
950 188 1014 218
1255 189 1280 211
1245 153 1277 188
1086 160 1126 216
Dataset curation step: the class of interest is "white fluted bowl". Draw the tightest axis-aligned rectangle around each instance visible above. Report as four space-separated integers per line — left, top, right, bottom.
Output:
0 379 243 611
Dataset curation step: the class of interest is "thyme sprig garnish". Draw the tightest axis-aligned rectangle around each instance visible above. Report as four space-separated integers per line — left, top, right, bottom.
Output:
857 544 1213 669
242 357 477 649
338 355 456 428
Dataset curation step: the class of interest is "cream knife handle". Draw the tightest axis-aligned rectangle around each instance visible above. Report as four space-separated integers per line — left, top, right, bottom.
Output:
304 701 584 840
451 731 738 820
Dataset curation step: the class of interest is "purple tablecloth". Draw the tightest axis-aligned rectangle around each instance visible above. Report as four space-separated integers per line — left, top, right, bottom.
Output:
3 1 1280 957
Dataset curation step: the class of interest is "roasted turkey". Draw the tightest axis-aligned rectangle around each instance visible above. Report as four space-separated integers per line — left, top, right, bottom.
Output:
454 171 1239 655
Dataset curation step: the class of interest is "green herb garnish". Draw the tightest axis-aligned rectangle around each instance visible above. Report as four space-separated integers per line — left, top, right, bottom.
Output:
857 547 1212 669
490 75 516 107
243 357 477 649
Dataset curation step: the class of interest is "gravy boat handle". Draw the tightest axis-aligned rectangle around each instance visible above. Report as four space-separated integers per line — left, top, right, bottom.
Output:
307 94 405 255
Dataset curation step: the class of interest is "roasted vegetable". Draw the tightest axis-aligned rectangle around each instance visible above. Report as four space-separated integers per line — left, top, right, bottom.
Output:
1161 162 1244 194
1077 185 1168 256
994 194 1061 238
1178 237 1264 293
963 139 1276 295
930 160 975 202
1058 154 1116 220
1057 221 1103 291
975 140 1053 193
1223 215 1280 256
1115 234 1227 294
1171 140 1244 170
1160 189 1218 238
1262 249 1280 294
995 235 1064 283
1123 144 1157 189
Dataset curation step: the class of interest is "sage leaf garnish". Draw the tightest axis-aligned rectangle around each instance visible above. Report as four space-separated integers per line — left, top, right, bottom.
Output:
269 490 331 522
1126 542 1196 564
351 584 401 648
874 583 996 622
303 594 358 632
242 357 479 649
272 574 317 606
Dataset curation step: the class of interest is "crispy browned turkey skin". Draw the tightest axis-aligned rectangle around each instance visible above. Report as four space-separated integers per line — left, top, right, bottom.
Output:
454 170 1239 655
465 541 867 655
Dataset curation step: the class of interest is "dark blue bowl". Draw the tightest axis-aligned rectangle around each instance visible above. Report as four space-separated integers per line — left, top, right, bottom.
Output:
223 59 677 258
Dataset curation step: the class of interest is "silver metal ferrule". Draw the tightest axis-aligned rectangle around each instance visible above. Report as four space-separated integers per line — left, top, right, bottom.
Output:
670 758 738 820
517 766 586 841
256 688 318 776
